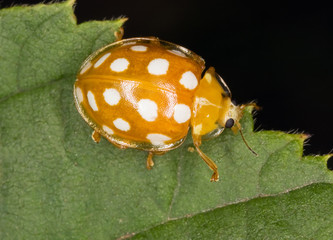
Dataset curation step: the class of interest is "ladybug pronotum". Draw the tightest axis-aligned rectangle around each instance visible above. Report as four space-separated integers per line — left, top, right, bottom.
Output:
74 37 256 182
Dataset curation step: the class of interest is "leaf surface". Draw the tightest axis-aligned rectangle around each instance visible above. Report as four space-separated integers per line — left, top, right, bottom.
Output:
0 1 332 239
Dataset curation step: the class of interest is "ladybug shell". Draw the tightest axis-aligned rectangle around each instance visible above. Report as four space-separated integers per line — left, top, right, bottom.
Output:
74 38 205 151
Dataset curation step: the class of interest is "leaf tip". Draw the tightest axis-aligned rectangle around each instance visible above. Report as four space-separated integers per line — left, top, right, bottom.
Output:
300 133 311 140
118 17 129 24
243 102 261 113
113 18 128 40
65 0 76 7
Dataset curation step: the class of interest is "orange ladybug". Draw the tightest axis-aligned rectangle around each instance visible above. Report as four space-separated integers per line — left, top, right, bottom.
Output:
74 37 256 182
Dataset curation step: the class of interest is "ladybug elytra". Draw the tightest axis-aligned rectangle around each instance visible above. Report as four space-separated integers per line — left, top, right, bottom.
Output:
74 37 256 182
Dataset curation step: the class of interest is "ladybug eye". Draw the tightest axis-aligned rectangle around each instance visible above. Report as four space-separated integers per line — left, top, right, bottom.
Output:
225 118 235 128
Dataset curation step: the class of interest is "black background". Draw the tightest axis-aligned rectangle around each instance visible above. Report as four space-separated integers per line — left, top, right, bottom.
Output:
1 0 332 157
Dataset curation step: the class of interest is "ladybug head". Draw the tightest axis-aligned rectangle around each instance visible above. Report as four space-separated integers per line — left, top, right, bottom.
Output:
193 67 257 156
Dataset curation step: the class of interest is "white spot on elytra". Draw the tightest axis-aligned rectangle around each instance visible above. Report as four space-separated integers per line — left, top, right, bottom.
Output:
179 71 198 90
173 104 191 123
94 52 111 68
146 133 171 145
110 58 129 72
80 61 92 74
138 99 158 122
103 125 114 135
113 118 130 131
103 88 121 106
75 86 83 103
87 91 98 111
147 58 169 75
130 45 148 52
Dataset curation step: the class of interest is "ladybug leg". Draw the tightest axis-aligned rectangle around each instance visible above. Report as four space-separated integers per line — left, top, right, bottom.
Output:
193 137 219 182
91 130 101 143
146 152 154 170
146 151 168 170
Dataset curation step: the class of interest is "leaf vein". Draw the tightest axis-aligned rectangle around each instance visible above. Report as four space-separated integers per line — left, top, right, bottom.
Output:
120 182 331 239
0 76 65 103
166 157 182 220
14 7 67 92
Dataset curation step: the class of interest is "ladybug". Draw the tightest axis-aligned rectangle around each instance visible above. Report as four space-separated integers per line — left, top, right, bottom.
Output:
74 37 257 182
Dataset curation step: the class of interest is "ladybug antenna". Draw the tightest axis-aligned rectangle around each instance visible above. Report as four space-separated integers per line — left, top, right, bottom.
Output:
238 128 258 156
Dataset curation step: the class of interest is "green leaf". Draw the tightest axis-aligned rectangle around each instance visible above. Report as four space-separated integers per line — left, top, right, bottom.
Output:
0 1 332 239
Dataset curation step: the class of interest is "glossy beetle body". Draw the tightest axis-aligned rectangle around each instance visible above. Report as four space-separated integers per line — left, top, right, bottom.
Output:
74 37 255 181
